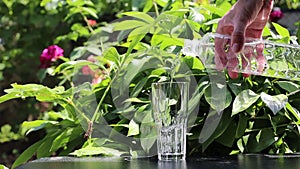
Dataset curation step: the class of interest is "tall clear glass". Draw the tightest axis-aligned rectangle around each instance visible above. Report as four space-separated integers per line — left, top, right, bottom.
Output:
151 82 189 161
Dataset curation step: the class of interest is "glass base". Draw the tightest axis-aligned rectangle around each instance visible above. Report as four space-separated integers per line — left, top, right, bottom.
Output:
158 153 185 161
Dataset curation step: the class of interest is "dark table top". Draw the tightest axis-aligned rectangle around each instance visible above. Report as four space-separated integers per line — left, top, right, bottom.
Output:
16 154 300 169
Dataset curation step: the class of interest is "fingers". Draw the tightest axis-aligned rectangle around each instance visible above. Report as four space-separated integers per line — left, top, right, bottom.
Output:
214 37 229 71
231 29 245 53
241 46 253 77
226 50 239 79
255 43 267 72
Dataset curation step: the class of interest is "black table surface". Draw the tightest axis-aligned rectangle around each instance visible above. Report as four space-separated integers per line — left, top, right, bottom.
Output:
16 154 300 169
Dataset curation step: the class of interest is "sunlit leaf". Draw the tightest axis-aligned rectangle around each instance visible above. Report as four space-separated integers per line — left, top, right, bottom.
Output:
128 120 139 136
126 25 149 56
285 103 300 122
0 164 8 169
124 97 150 104
272 22 290 41
122 12 155 24
82 7 98 19
113 20 148 31
232 89 260 116
103 47 120 66
70 146 123 157
22 120 58 135
260 92 288 115
143 0 153 12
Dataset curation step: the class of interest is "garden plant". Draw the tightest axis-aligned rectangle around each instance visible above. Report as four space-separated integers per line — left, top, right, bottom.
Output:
1 0 300 168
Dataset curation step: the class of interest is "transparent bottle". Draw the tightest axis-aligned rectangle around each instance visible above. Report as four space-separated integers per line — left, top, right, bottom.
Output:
182 33 300 81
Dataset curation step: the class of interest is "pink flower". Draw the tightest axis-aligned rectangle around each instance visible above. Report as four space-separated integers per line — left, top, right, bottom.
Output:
88 19 97 27
270 7 283 22
39 45 64 68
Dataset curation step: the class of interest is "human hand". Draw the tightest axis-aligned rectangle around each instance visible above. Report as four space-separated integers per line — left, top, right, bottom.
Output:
215 0 273 78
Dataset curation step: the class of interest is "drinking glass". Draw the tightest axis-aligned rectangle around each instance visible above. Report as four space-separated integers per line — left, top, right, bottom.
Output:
151 82 189 161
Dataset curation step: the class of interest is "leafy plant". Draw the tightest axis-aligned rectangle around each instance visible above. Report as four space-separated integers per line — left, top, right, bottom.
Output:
0 124 22 143
1 0 300 168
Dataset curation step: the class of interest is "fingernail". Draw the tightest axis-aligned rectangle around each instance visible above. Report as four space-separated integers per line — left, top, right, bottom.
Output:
232 43 240 53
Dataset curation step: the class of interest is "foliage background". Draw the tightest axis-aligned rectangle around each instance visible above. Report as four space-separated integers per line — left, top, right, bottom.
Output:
1 0 300 168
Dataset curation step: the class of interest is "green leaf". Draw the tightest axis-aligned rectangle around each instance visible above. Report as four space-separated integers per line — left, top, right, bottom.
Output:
0 92 22 103
199 110 223 144
272 22 290 40
276 81 299 93
113 20 148 31
228 82 242 96
103 47 120 67
122 12 155 24
285 103 300 122
0 84 69 106
22 120 57 135
82 7 98 19
55 60 99 74
86 44 102 56
126 26 149 56
140 122 157 153
188 77 209 116
12 140 43 169
143 0 153 12
151 34 184 49
0 164 8 169
232 89 260 116
246 128 276 153
70 146 123 157
50 127 83 152
40 0 52 6
203 2 231 17
36 130 63 158
127 120 139 136
1 124 11 135
130 77 148 98
237 138 244 153
182 56 205 70
215 120 237 147
70 47 87 60
235 114 249 138
200 109 233 150
112 56 160 101
204 84 232 112
260 92 288 115
124 97 150 104
156 0 167 7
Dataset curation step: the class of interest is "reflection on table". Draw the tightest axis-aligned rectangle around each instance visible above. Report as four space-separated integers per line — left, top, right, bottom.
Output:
16 154 300 169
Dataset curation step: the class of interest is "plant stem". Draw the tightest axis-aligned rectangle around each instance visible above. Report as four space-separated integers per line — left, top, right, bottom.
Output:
91 77 113 123
82 12 95 34
153 0 159 17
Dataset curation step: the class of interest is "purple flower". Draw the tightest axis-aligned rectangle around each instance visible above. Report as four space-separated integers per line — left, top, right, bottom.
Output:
39 45 64 68
270 7 283 22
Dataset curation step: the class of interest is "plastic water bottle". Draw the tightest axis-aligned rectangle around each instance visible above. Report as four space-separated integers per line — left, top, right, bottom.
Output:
182 33 300 81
